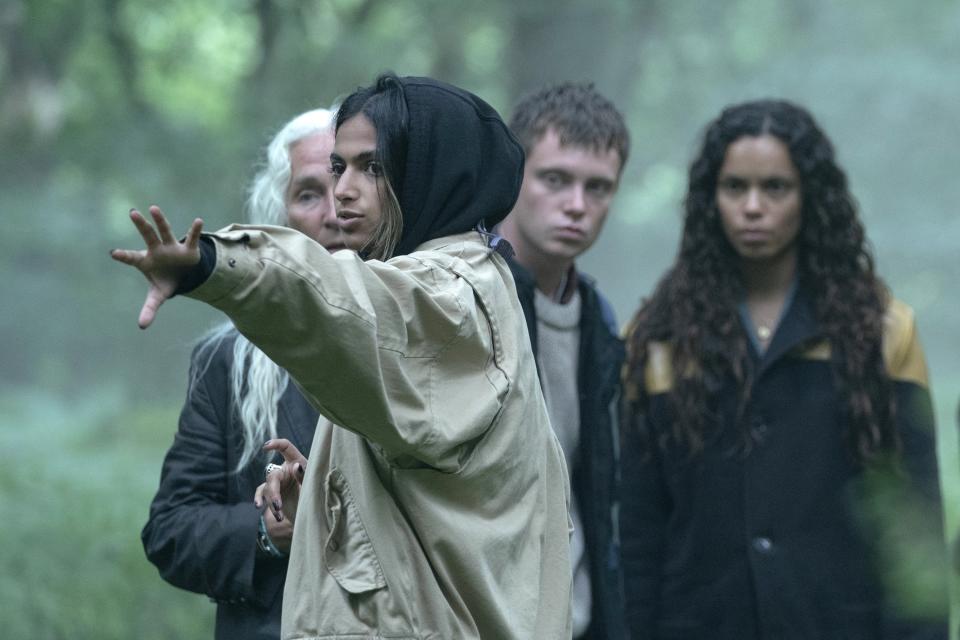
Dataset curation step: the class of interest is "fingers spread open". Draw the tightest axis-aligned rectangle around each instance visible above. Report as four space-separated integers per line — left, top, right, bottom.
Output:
130 209 160 248
150 205 177 244
109 248 146 266
138 290 165 329
185 218 204 250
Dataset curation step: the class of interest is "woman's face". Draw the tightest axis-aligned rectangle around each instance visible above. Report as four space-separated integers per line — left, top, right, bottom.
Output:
715 134 803 267
284 130 345 251
331 114 385 252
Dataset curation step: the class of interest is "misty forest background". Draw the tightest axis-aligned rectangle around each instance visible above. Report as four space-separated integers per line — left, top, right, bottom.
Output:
1 0 958 637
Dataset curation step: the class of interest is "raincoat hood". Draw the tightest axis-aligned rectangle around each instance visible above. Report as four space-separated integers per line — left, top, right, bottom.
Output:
393 76 524 256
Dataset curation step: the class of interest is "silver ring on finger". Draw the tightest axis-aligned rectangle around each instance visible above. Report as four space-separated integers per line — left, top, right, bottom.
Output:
264 463 283 479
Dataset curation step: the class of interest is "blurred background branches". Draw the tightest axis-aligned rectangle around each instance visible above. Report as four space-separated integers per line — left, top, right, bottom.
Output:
1 0 957 636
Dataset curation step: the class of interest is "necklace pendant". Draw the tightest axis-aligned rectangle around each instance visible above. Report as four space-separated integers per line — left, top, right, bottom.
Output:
757 325 772 341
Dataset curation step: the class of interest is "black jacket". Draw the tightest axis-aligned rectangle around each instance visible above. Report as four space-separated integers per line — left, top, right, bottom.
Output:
620 291 947 640
508 258 627 640
141 332 318 640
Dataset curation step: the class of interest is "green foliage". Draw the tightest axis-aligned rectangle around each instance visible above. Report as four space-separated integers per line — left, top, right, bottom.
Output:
856 466 950 619
122 0 259 127
0 388 213 639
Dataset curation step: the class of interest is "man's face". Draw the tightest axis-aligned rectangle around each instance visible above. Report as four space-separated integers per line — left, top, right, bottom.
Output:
285 131 345 251
507 128 622 267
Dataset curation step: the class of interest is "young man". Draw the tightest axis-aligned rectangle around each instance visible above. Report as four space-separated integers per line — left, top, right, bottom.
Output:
498 82 630 640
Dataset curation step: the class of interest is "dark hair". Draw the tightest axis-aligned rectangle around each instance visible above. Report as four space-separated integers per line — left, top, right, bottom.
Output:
335 72 408 259
622 99 895 464
509 82 630 174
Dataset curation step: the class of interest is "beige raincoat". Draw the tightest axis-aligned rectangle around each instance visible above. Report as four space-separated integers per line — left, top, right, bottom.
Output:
188 226 573 639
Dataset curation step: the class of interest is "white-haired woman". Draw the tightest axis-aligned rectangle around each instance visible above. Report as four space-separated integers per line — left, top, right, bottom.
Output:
140 108 341 640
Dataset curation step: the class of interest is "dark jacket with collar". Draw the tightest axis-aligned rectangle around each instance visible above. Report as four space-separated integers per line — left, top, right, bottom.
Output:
619 290 946 640
508 257 627 640
141 332 318 640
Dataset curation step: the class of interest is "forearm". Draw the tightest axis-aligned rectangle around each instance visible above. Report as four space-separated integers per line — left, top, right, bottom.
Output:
185 227 390 422
620 492 665 635
173 235 217 295
142 500 277 604
877 382 948 637
184 226 477 461
619 422 667 635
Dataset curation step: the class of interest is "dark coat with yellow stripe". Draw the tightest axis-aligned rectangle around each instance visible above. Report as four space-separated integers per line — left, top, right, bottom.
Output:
619 292 946 640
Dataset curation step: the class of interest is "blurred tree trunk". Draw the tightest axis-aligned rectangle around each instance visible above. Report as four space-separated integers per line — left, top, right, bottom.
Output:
104 0 150 116
250 0 280 83
505 0 657 107
0 0 84 176
431 18 467 84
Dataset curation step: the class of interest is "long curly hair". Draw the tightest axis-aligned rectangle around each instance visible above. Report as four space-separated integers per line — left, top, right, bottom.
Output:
622 99 896 464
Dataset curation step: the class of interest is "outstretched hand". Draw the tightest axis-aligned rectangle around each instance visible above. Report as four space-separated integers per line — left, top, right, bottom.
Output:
110 205 203 329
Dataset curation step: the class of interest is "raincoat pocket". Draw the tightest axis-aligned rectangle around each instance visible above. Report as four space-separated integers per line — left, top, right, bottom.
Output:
323 467 387 594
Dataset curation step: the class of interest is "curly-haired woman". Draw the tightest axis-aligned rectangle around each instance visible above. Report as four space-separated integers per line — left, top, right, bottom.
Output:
619 99 946 639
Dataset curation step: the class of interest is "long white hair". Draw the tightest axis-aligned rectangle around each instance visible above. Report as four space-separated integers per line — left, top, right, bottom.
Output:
192 108 335 473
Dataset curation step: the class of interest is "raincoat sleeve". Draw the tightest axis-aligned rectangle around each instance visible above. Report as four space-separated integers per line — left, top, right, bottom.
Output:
185 225 504 471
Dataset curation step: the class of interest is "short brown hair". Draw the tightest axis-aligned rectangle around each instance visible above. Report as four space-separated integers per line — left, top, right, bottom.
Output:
509 82 630 174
